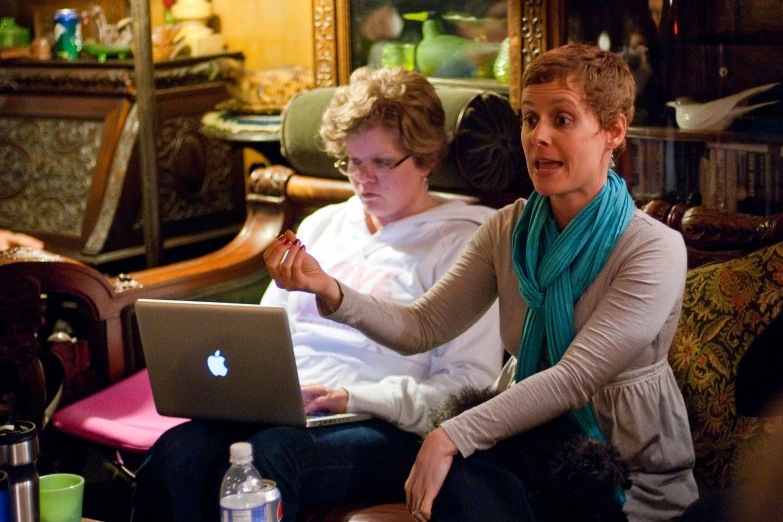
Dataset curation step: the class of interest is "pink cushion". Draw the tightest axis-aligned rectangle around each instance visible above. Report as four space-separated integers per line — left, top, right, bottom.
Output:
52 369 188 453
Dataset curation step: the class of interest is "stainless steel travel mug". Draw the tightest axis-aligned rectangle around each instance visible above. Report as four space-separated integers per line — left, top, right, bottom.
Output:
0 422 40 522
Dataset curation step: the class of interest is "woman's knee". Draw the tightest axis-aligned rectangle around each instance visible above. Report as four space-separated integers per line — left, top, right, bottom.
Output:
160 421 222 455
248 426 312 476
144 421 248 478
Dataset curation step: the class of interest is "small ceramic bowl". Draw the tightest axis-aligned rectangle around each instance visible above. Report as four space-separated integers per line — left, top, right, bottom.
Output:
83 41 131 62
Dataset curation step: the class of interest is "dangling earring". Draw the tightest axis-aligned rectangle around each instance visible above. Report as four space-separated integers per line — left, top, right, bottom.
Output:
608 150 616 171
423 175 429 191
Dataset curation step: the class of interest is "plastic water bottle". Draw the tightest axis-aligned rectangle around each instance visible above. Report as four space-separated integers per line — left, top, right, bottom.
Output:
219 442 266 522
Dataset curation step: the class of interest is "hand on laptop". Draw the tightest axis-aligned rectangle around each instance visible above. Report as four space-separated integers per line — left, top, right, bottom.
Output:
301 384 349 414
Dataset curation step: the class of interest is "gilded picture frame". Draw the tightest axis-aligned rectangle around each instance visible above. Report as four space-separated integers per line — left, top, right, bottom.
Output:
312 0 563 110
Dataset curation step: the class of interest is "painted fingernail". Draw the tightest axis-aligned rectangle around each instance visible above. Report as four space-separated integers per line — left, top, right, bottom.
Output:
301 245 306 250
294 239 301 246
284 239 292 246
277 235 285 241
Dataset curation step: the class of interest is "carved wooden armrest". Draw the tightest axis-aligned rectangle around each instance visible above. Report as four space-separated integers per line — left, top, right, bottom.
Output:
125 165 293 291
0 166 295 384
641 200 783 267
674 206 783 251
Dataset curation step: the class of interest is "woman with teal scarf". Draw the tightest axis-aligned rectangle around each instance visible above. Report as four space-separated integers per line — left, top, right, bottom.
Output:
265 43 698 521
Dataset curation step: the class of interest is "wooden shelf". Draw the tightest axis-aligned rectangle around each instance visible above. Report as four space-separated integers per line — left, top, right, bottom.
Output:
429 77 510 96
627 126 783 144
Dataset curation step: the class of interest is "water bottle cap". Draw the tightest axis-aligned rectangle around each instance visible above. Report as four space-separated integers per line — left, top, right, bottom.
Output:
229 442 253 463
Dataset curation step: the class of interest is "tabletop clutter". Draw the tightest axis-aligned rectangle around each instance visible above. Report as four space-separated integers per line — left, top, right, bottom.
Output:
0 422 85 522
0 0 226 63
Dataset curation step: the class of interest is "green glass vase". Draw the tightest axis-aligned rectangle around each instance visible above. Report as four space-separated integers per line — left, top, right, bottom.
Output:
493 37 511 84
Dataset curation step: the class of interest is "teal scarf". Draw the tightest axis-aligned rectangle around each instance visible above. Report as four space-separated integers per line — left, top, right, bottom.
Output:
511 171 634 440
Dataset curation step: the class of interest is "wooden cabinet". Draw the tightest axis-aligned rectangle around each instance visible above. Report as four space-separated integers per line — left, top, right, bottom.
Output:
0 53 247 272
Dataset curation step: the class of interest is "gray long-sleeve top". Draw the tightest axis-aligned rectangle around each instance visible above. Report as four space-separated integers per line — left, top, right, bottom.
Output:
327 199 699 521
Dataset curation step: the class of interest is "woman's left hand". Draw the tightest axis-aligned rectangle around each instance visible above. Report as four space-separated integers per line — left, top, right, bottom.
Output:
264 230 344 312
301 384 349 414
405 427 459 521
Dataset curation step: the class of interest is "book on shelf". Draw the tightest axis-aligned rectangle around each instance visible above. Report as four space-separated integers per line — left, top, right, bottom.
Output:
630 140 666 199
700 142 771 215
751 148 769 215
724 148 738 212
629 139 643 197
708 145 726 210
625 137 779 215
663 141 678 197
699 149 714 208
646 141 665 198
736 149 748 208
747 150 757 201
761 152 773 216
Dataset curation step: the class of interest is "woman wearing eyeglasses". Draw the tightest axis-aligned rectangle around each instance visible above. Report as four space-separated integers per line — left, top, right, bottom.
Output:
132 66 503 522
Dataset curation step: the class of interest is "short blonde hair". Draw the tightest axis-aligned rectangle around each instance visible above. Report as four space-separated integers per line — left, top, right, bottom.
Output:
319 67 448 166
523 43 636 154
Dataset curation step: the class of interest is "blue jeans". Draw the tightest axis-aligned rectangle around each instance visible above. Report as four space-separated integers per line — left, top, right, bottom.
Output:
131 419 421 522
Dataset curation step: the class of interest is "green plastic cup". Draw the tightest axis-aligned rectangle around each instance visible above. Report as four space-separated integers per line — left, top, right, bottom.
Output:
39 474 84 522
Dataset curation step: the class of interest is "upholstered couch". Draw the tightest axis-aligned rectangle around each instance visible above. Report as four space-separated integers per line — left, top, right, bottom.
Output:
1 84 781 521
666 208 783 494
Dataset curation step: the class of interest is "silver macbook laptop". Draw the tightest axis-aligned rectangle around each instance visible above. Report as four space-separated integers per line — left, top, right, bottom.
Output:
135 298 371 428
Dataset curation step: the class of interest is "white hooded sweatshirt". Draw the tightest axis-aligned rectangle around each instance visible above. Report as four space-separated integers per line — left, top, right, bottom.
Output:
261 195 503 436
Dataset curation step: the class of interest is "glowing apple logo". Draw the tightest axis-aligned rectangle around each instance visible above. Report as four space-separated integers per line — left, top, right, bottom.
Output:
207 350 228 377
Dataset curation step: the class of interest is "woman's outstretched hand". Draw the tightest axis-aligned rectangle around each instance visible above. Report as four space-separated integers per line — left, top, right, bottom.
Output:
405 427 459 521
263 230 343 310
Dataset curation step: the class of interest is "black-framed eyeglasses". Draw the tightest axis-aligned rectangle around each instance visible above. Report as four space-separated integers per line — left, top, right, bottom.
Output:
334 153 412 178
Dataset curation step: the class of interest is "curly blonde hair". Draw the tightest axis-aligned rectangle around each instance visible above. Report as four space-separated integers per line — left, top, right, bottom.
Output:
319 67 448 167
523 43 636 154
